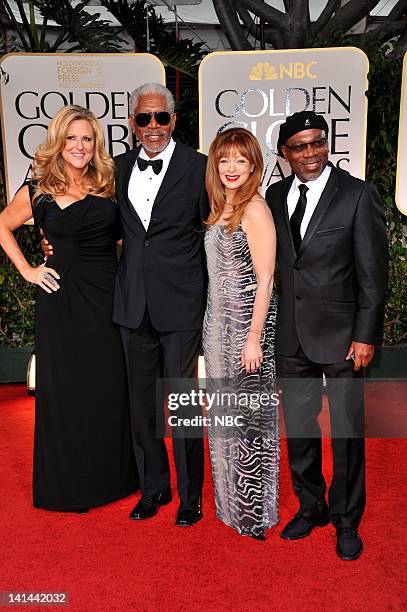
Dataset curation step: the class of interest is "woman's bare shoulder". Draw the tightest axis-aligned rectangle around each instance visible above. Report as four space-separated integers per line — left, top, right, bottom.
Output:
244 196 272 219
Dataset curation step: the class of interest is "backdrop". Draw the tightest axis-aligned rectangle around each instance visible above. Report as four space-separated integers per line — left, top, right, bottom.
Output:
199 47 368 193
0 53 165 200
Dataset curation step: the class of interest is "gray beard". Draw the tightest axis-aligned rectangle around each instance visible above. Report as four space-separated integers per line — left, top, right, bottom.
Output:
141 135 171 156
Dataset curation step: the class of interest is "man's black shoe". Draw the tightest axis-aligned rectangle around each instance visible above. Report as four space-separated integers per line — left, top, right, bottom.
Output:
129 486 172 520
280 512 330 540
336 528 363 560
175 501 202 527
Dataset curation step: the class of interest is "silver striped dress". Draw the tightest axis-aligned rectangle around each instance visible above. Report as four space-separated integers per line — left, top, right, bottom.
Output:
203 223 279 540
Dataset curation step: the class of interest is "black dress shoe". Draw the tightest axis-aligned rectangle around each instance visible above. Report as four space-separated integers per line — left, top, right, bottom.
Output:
129 486 172 520
336 528 363 560
280 512 330 540
75 508 89 514
175 502 202 527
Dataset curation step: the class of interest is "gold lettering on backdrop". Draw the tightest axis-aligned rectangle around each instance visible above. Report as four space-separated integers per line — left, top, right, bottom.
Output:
56 60 104 89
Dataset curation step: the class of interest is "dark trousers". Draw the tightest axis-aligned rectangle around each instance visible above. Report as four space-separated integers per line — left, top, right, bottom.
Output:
120 310 204 505
277 345 365 529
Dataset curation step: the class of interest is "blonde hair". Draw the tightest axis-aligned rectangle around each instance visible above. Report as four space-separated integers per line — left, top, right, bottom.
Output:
32 105 115 200
205 128 263 233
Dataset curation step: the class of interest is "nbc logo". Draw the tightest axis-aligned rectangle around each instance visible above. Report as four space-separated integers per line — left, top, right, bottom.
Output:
249 61 317 81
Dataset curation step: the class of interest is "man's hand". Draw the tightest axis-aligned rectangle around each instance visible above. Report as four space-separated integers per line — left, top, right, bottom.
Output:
40 228 53 260
346 341 375 371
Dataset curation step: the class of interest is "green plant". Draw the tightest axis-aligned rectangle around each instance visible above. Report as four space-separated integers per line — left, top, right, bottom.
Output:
0 224 42 348
366 45 407 345
0 263 35 347
100 0 207 78
173 79 200 149
1 0 124 52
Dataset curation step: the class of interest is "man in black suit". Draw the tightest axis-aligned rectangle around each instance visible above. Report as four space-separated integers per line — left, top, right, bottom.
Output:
114 83 208 527
265 111 388 559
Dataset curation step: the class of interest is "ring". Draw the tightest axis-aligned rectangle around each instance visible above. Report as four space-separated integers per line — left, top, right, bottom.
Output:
43 272 57 285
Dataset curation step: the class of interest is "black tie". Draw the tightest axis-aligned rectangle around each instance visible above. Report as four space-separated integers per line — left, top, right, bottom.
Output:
137 157 163 175
290 184 308 253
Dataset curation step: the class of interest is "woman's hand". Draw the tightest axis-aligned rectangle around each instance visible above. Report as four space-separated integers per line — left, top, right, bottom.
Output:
23 264 60 293
241 333 263 373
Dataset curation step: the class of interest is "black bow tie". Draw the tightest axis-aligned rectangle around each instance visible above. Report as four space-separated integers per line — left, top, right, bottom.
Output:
137 157 163 175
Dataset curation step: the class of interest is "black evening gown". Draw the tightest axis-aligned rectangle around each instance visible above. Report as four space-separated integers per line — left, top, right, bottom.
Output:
30 188 136 510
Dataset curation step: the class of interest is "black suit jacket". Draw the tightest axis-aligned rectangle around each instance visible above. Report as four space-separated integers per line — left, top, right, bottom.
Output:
113 142 209 331
265 164 388 363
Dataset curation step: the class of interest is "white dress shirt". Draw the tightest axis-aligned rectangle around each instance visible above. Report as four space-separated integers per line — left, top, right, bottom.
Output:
128 138 176 231
287 165 331 238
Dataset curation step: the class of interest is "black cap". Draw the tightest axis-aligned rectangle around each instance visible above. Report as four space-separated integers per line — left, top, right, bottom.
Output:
277 111 329 156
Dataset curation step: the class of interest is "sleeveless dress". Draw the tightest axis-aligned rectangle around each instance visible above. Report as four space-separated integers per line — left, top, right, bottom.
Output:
202 223 279 540
30 188 136 510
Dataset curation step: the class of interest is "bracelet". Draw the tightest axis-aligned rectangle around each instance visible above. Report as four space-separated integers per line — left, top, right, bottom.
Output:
248 329 262 336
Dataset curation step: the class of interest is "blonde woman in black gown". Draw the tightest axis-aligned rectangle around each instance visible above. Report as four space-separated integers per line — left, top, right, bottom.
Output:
0 105 135 512
203 128 279 540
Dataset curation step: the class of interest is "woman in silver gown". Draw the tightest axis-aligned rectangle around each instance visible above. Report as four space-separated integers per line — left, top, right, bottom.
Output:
203 128 279 540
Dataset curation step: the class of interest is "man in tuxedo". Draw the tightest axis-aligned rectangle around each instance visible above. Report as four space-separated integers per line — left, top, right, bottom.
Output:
113 83 208 526
265 111 388 559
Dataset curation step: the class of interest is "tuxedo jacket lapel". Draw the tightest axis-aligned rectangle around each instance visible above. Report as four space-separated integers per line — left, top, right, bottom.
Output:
121 146 145 228
298 166 340 256
279 175 296 258
153 143 192 208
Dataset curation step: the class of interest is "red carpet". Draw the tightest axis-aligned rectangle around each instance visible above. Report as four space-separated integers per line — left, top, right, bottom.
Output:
1 384 406 611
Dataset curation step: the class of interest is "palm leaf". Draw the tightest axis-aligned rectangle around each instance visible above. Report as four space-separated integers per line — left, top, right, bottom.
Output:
32 0 126 52
100 0 206 78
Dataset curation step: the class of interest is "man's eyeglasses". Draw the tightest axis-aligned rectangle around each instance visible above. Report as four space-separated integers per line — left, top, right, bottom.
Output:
134 111 172 128
284 136 328 154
